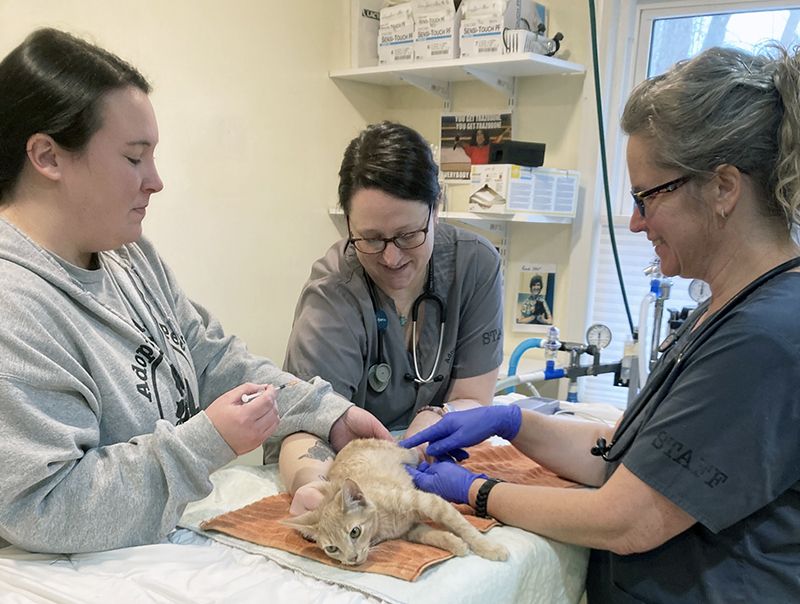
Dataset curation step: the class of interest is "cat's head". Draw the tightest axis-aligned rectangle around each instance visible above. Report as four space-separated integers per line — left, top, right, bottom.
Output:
282 478 378 565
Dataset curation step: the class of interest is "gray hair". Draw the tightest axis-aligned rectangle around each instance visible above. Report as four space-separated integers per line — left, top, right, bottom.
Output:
621 45 800 231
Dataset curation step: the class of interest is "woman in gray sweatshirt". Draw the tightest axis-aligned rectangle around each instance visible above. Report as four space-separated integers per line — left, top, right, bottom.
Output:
0 28 390 555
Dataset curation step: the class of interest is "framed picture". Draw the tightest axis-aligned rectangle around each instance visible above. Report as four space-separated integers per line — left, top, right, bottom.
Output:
513 263 557 332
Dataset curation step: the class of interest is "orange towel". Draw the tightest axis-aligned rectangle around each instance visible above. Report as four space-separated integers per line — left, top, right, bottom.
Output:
201 493 493 581
461 442 580 489
200 443 577 581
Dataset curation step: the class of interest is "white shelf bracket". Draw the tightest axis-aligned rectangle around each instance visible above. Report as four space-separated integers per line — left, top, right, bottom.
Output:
397 73 452 108
445 217 510 273
463 67 516 107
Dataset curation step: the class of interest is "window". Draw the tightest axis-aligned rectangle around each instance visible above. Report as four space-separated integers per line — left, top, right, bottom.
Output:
585 1 800 408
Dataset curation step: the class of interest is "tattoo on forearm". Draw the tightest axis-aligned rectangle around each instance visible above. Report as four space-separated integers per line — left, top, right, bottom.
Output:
300 439 335 462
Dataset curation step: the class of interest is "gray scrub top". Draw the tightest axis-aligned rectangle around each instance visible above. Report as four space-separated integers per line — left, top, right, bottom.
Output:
284 222 503 431
587 272 800 603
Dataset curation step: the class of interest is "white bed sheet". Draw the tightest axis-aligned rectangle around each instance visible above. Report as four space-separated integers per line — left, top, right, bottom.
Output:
0 531 377 604
178 463 588 604
0 460 589 604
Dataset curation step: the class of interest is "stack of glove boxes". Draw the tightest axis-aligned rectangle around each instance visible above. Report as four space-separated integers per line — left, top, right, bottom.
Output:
460 0 547 58
378 0 547 65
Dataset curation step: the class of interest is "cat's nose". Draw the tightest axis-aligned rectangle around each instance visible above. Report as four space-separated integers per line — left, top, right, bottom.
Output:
349 555 360 564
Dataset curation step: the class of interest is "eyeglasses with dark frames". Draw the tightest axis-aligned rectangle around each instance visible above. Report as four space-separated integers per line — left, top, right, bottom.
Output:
347 206 433 254
631 175 692 217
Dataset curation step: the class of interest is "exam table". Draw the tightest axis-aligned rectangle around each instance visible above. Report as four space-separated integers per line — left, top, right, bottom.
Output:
0 398 620 604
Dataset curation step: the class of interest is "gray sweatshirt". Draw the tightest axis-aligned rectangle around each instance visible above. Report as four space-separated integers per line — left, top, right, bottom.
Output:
0 218 351 554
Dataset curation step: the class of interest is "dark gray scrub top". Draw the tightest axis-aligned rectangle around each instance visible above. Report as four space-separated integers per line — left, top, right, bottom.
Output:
284 222 504 431
587 272 800 603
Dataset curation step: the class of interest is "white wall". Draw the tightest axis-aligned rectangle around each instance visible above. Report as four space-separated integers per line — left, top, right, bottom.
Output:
0 0 602 396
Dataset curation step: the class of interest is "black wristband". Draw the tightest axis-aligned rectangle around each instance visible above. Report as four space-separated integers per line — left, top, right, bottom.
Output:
474 478 503 518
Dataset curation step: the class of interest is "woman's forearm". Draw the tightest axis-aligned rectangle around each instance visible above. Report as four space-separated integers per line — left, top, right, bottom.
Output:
511 411 614 487
278 432 335 494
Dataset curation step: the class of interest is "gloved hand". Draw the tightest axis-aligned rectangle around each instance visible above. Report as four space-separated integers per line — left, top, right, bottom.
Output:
405 461 487 504
399 405 522 460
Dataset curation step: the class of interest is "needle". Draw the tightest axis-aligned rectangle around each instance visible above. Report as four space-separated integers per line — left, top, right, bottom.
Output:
240 383 290 403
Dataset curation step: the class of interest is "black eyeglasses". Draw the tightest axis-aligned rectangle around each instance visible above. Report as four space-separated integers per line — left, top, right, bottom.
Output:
347 207 432 254
631 175 692 217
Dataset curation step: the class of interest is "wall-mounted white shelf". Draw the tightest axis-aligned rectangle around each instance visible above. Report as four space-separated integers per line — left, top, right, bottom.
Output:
329 53 585 108
330 53 585 84
328 207 572 225
442 210 573 225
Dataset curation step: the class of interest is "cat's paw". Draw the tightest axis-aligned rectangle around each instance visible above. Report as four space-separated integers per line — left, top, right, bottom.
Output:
447 540 470 557
472 540 509 561
434 533 469 556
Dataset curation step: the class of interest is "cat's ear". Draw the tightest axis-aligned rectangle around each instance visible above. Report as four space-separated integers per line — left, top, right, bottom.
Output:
341 478 368 513
281 510 320 540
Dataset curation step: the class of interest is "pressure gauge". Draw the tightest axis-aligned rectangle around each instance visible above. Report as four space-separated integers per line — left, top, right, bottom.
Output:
586 323 612 349
688 279 711 303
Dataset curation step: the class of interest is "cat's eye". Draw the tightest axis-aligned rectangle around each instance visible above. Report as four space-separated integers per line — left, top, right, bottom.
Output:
324 545 339 554
350 526 361 539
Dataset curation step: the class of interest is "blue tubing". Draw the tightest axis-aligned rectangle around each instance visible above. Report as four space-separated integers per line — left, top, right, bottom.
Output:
543 360 566 380
505 338 543 394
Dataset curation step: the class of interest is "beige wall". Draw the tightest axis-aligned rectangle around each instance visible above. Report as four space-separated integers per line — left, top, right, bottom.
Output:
0 1 601 392
0 0 384 364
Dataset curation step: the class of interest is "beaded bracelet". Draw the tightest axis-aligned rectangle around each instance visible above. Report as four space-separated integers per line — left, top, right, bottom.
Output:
415 405 446 417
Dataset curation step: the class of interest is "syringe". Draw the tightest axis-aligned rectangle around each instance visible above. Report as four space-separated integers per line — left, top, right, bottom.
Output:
240 382 292 404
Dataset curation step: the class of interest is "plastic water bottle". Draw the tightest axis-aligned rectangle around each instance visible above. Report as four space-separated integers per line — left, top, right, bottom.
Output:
637 280 660 383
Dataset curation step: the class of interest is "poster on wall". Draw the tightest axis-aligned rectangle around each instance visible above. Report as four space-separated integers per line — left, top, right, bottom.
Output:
513 263 557 332
439 112 512 181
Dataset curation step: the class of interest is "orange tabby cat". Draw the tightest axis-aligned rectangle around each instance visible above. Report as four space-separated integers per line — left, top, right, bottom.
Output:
283 438 509 566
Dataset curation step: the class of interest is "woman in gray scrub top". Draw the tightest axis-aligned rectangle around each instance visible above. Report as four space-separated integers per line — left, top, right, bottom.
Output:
278 122 504 512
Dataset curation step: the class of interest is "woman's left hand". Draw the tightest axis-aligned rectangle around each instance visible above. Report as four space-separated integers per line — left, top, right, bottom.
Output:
405 460 486 504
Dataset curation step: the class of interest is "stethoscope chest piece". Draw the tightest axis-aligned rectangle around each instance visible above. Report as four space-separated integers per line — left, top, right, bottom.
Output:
368 362 392 392
368 308 392 392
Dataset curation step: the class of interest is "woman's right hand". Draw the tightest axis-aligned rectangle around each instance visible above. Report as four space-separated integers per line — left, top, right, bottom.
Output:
205 383 280 455
399 405 522 459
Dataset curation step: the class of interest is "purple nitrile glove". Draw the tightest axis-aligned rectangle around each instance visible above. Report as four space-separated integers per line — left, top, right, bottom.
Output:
399 405 522 460
405 461 487 504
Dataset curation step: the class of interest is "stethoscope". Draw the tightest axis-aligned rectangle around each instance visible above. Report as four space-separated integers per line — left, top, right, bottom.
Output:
364 260 446 392
591 255 800 463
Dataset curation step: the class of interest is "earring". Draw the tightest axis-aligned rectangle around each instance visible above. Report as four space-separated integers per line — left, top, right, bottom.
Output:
720 209 727 219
